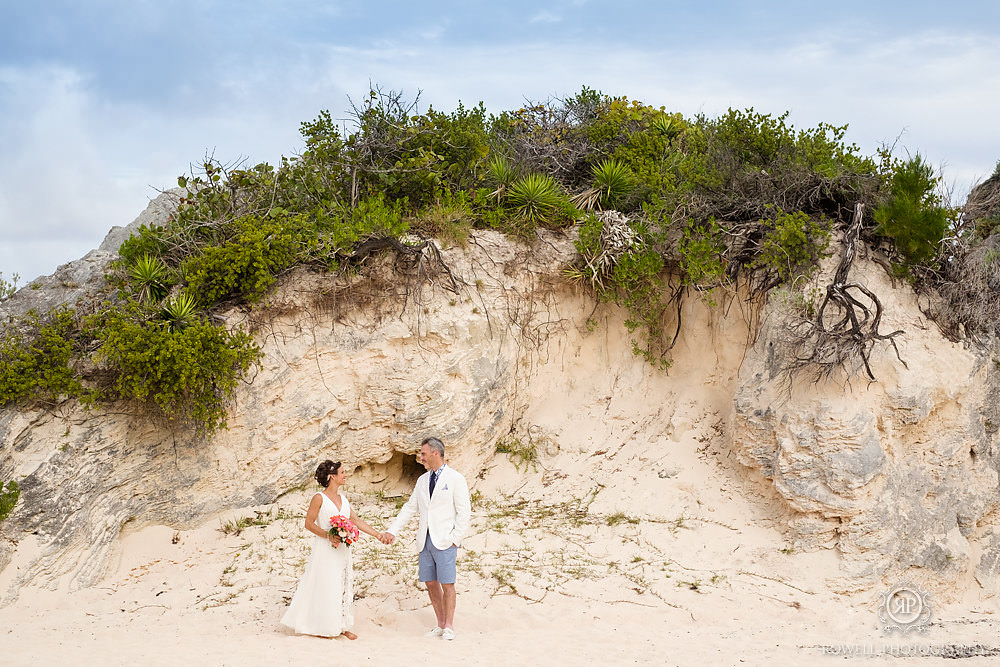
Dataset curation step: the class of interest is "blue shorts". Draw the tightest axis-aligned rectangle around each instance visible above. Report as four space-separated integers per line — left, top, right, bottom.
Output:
419 537 458 584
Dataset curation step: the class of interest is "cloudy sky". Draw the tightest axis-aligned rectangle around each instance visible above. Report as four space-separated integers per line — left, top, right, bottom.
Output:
1 1 998 284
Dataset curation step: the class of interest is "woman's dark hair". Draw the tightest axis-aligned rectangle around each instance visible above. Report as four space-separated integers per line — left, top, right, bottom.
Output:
315 460 342 487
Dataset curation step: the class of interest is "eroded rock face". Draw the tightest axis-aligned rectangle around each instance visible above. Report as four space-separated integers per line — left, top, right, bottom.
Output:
0 229 575 600
732 253 1000 594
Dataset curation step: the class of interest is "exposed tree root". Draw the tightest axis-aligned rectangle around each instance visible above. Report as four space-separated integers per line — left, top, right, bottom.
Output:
785 203 906 381
342 236 460 294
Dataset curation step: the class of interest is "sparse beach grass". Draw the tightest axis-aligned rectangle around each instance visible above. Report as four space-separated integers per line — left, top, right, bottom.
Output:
203 487 732 614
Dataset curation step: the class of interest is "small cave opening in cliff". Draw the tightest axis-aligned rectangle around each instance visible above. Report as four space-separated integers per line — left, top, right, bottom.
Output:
353 449 424 496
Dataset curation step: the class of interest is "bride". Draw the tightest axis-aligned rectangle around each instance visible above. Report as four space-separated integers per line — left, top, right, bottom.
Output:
280 460 382 639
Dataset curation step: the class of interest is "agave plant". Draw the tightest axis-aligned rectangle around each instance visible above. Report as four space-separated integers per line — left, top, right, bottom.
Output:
650 113 679 138
128 254 170 303
507 173 565 224
592 159 634 210
159 292 199 331
486 154 518 203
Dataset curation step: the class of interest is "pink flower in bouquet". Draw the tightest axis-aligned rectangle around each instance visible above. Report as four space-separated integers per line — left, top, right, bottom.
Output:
328 515 361 547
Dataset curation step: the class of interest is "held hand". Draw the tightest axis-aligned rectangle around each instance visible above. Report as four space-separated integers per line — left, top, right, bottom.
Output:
379 532 395 545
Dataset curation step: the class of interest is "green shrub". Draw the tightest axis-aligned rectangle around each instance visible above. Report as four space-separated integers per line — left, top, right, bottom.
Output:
709 107 792 168
585 96 681 151
470 186 513 232
332 193 409 247
875 154 949 267
181 214 303 306
292 109 350 210
507 173 564 223
336 92 490 209
754 210 831 284
410 102 491 193
486 154 518 203
0 480 19 521
579 96 685 202
678 218 727 288
0 271 19 300
94 311 261 433
0 308 83 406
973 213 1000 242
573 212 605 272
118 223 173 267
411 190 475 247
794 122 870 178
0 302 261 433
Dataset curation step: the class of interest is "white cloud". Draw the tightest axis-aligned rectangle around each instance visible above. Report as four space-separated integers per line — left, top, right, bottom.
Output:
0 64 304 281
530 11 562 24
418 23 448 41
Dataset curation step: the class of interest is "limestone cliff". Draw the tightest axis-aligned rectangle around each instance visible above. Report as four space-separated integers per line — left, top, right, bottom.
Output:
1 193 999 604
733 256 1000 596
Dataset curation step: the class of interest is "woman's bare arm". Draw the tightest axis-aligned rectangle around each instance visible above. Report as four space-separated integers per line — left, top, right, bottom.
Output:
304 494 337 543
350 508 382 538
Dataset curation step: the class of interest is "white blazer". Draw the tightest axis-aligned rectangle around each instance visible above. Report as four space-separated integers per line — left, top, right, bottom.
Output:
388 465 471 551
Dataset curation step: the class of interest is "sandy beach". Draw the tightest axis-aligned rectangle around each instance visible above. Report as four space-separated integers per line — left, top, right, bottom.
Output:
5 416 1000 667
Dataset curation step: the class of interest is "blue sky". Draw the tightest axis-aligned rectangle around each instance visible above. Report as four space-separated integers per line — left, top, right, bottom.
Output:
1 1 998 284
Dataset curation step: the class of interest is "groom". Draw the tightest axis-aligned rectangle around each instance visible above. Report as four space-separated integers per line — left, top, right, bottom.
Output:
381 436 471 641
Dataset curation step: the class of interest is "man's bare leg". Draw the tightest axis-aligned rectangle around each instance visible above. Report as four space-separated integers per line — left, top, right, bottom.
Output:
426 580 446 628
441 583 456 629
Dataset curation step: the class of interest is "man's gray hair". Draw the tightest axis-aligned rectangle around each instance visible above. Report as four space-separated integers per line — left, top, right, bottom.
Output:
421 436 445 457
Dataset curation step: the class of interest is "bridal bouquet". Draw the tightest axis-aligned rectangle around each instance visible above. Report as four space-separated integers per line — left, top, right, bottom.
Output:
329 515 360 547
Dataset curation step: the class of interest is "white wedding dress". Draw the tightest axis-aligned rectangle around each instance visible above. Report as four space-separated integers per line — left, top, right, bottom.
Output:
280 492 354 637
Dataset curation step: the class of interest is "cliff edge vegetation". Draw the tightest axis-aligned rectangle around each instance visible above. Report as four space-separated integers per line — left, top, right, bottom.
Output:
0 86 993 437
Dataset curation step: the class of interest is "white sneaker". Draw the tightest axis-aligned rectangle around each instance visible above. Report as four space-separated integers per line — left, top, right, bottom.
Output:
424 627 444 637
442 628 456 641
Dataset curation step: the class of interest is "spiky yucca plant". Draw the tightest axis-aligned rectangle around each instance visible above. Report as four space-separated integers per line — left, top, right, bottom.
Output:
508 173 564 224
486 154 518 203
128 254 170 303
650 113 677 138
160 292 199 331
592 159 634 209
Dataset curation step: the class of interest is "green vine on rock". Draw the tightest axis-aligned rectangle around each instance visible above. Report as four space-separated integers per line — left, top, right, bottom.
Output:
0 480 19 522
